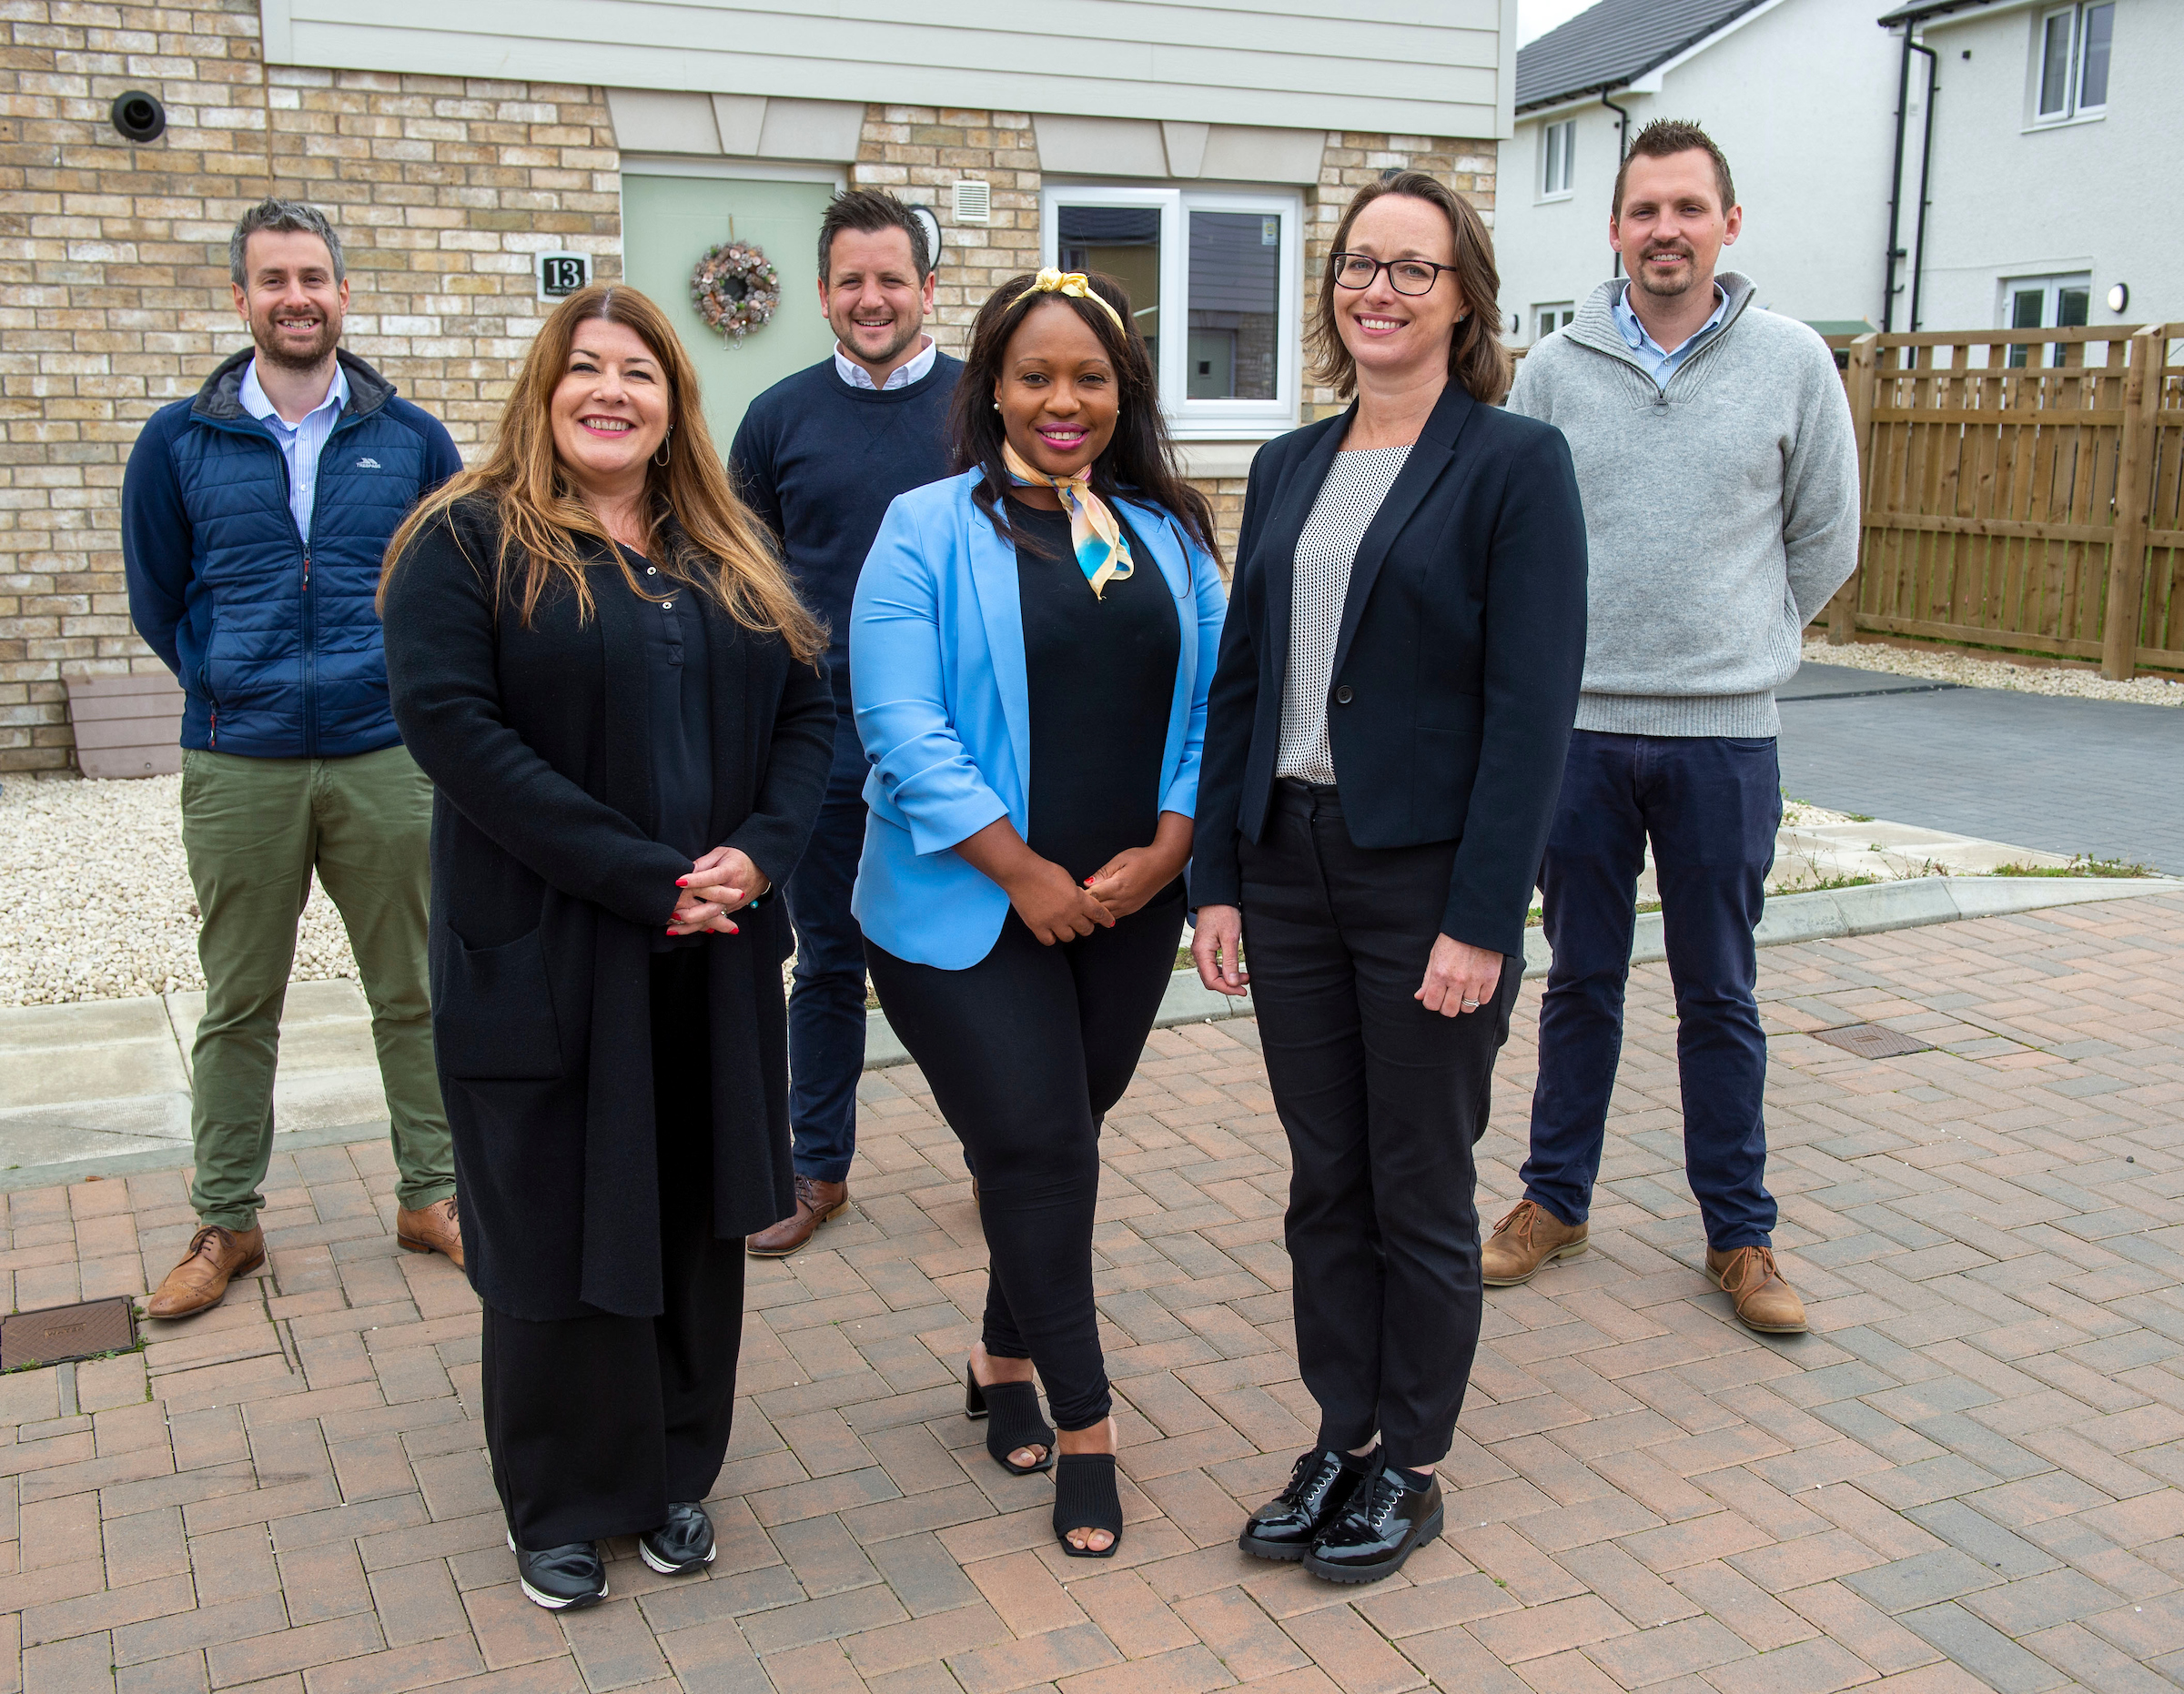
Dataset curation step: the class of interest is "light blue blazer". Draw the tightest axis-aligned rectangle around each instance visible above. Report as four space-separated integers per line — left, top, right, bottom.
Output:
851 469 1228 969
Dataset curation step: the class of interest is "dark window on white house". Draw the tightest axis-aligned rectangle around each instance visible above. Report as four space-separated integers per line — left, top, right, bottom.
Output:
2037 2 2113 120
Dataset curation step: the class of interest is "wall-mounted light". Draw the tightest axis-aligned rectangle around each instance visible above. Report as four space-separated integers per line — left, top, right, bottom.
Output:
110 91 166 144
2107 282 2130 313
907 205 945 271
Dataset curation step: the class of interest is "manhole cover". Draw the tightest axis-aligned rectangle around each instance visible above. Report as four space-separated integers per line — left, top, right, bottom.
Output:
0 1296 137 1371
1811 1023 1933 1060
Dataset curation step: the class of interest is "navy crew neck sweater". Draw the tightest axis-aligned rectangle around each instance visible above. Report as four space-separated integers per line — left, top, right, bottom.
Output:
729 353 964 705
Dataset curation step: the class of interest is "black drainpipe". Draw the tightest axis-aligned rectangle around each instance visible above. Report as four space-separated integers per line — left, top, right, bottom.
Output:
1906 35 1938 330
1882 24 1913 330
1602 89 1633 277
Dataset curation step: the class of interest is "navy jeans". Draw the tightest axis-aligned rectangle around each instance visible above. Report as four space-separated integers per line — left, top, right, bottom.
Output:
1523 731 1781 1250
782 727 869 1185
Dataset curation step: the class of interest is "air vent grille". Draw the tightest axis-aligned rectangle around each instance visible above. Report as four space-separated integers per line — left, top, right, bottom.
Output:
951 179 991 224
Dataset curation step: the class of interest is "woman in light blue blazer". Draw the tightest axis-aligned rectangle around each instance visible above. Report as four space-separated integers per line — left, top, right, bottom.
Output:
852 269 1226 1559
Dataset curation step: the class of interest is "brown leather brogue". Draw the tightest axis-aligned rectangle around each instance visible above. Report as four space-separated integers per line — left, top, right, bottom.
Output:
1707 1245 1808 1334
146 1224 267 1320
1481 1199 1589 1287
397 1195 465 1269
745 1175 848 1258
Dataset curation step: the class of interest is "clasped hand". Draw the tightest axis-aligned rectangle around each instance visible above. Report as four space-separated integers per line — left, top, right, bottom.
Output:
665 845 770 937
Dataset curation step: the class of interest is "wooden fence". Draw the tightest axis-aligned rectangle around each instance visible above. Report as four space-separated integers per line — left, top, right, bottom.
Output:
1819 325 2184 680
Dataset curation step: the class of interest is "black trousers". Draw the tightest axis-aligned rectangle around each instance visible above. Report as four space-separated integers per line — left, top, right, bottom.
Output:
865 885 1186 1433
480 949 746 1549
1241 781 1519 1471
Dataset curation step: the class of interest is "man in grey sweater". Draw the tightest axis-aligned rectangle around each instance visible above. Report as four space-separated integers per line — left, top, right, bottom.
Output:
1488 120 1859 1334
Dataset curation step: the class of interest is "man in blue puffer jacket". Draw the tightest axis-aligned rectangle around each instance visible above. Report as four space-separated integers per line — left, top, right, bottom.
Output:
123 198 466 1318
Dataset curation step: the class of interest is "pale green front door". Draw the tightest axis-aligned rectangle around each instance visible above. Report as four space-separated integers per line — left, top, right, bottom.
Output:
619 172 839 449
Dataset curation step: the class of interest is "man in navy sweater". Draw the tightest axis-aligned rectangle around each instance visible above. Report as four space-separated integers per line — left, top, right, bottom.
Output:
732 189 962 1255
123 199 464 1318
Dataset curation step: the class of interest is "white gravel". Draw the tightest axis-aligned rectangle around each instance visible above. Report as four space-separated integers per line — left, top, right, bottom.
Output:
0 771 357 1008
1803 637 2184 706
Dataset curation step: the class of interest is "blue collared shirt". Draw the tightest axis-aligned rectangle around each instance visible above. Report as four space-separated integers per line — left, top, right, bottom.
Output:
238 358 350 541
1612 282 1728 388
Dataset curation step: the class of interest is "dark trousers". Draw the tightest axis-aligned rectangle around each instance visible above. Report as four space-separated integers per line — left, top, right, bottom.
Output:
865 886 1186 1433
783 741 870 1185
480 950 745 1549
1241 782 1517 1471
1523 730 1781 1251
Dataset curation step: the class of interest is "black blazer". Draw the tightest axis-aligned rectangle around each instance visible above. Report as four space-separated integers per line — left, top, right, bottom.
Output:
1190 381 1587 958
382 498 834 1322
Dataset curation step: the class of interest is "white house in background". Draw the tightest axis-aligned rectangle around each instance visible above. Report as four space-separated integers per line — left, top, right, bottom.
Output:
1494 0 1903 348
1878 0 2182 338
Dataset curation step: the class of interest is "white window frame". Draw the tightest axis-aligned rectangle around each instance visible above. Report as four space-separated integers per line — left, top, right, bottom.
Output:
1041 182 1302 439
2032 1 2112 125
1532 302 1575 343
1998 271 2092 367
1539 119 1575 201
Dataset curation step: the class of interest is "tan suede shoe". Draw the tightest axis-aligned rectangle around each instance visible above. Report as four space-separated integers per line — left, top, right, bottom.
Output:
1706 1245 1808 1334
1481 1199 1589 1287
396 1195 465 1269
146 1224 267 1320
745 1176 849 1258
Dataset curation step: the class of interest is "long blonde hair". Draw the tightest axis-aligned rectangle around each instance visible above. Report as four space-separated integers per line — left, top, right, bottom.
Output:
381 282 824 662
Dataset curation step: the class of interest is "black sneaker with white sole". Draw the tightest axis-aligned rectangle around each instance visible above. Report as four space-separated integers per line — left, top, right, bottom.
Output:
639 1502 717 1576
506 1531 608 1609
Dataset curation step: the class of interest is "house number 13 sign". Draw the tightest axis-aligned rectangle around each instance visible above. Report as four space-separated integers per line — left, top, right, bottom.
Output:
535 252 592 301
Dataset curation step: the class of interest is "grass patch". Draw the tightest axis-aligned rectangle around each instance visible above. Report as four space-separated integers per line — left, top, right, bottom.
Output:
1771 873 1884 896
1989 856 2159 879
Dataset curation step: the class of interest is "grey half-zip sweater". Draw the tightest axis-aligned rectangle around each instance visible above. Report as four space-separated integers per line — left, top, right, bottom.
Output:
1505 272 1859 737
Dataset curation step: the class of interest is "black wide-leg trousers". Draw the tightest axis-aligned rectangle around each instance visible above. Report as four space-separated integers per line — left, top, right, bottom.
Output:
480 949 746 1550
1241 781 1519 1471
865 886 1186 1434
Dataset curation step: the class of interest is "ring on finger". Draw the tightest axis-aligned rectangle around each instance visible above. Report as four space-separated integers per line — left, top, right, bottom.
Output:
1461 998 1480 1010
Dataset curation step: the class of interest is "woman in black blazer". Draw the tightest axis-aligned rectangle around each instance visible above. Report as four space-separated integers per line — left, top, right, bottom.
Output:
379 284 833 1611
1191 173 1587 1584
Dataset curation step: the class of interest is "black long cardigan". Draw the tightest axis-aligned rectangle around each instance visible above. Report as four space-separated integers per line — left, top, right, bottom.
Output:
1190 380 1590 960
381 498 834 1322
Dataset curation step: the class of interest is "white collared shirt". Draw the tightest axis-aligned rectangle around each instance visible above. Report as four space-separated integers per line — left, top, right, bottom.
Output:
834 336 937 392
238 358 350 540
1612 282 1728 388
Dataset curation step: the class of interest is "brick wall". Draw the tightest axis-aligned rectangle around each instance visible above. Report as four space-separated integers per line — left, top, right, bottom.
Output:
2 8 1495 769
0 0 619 771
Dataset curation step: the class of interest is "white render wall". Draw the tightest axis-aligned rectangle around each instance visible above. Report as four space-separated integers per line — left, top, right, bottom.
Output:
1908 0 2184 334
1494 0 1902 341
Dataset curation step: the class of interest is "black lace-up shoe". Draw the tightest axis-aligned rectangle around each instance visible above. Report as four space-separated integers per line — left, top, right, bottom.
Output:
1239 1447 1368 1562
1303 1463 1443 1585
506 1532 607 1609
639 1502 717 1576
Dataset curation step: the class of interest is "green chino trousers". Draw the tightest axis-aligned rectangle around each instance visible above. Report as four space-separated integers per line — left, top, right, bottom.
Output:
179 744 454 1231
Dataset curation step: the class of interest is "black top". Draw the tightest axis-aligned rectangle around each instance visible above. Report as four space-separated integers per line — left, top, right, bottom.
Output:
1188 381 1591 960
622 548 713 952
728 354 963 737
1009 498 1180 885
379 497 836 1322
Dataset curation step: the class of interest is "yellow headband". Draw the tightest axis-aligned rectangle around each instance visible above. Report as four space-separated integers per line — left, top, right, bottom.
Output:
1015 267 1128 335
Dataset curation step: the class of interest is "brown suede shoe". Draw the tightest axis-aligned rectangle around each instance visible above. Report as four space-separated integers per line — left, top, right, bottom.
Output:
396 1195 465 1269
146 1224 267 1320
1481 1199 1589 1287
1706 1245 1808 1334
745 1176 849 1258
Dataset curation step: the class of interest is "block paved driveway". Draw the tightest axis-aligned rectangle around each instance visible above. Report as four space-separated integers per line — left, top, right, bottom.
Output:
5 893 2183 1694
1777 663 2184 873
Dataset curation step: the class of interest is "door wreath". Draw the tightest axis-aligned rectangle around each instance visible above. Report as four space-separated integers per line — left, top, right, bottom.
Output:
690 240 780 344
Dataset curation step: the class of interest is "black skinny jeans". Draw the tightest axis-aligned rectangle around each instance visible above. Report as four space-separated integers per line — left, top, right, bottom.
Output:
866 885 1186 1432
1241 781 1518 1471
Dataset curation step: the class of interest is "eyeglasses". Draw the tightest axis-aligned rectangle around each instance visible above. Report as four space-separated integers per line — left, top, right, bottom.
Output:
1330 252 1458 297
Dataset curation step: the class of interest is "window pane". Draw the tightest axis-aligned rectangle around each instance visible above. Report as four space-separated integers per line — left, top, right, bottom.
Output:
2010 287 2046 329
1542 124 1560 195
1559 122 1573 193
2079 2 2112 106
1186 211 1280 400
1057 205 1162 357
2057 287 2089 327
2038 10 2074 115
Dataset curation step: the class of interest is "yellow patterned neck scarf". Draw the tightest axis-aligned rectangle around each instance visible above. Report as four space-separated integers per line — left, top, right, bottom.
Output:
1000 441 1134 600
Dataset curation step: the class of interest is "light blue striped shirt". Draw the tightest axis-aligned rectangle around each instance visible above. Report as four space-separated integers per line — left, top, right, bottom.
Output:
1612 282 1728 388
238 358 350 543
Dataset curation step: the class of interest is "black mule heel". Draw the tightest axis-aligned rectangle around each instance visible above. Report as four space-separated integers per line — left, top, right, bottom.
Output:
1053 1452 1123 1558
964 1361 1055 1476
